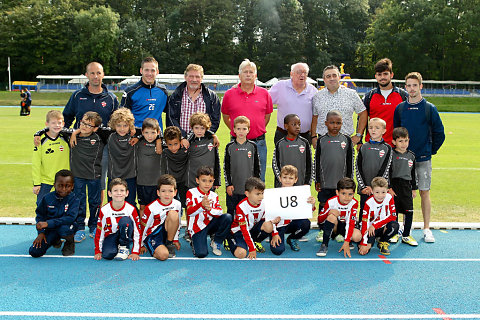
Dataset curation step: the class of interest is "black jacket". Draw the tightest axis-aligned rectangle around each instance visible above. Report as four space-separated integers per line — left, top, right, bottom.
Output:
166 82 221 137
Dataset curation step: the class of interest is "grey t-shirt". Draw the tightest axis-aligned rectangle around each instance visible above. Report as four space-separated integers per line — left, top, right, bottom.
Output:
272 136 312 187
314 133 353 189
356 140 392 192
390 149 418 189
136 138 161 186
70 131 106 180
160 146 189 185
185 135 220 188
107 132 136 180
224 140 260 194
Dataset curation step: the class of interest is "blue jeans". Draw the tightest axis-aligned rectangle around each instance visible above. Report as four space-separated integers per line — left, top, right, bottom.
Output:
36 184 53 206
191 214 233 258
74 177 101 232
29 223 77 257
101 217 134 260
254 139 267 182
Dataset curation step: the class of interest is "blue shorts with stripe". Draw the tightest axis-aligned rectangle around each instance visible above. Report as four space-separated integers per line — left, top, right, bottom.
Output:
143 225 167 256
227 220 267 255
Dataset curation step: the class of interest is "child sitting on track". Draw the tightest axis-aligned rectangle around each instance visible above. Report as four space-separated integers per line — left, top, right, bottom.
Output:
29 170 79 257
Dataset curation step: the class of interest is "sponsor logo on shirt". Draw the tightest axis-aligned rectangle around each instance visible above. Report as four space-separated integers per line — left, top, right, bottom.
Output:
80 97 87 100
379 150 385 157
147 98 157 102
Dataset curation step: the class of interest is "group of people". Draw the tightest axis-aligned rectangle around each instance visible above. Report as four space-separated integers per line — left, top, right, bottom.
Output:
29 57 445 260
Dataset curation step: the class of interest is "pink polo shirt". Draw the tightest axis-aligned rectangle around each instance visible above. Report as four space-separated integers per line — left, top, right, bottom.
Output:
221 84 273 139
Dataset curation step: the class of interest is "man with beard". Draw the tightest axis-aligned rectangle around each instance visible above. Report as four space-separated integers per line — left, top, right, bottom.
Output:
167 64 221 148
362 58 408 146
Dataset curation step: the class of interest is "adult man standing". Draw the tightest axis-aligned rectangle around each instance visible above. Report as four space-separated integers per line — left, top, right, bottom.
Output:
63 62 118 128
394 72 445 243
221 59 273 182
310 65 367 149
269 62 317 144
363 58 408 146
167 64 221 144
62 61 119 242
120 57 168 128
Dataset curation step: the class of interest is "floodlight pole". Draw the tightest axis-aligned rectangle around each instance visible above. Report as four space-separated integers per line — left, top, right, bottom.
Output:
7 57 11 91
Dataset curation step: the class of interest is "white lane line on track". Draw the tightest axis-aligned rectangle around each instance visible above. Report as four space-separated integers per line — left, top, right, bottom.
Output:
0 254 479 262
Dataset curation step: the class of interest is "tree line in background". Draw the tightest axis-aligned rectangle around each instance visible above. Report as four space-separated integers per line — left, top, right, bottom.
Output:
1 0 479 85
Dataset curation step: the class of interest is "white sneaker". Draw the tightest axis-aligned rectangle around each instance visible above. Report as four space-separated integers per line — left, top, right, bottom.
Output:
210 240 222 256
334 234 345 243
298 236 309 242
423 229 435 243
114 245 130 260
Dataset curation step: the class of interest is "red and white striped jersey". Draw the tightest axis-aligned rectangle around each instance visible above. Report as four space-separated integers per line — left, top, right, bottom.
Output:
231 198 266 252
360 193 396 246
186 187 223 237
94 201 141 255
318 196 358 242
141 198 182 243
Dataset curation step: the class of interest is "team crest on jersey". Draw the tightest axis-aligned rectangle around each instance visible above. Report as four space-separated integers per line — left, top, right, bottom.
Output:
101 101 107 107
90 139 97 145
247 151 252 158
208 143 213 151
379 150 385 157
408 160 413 168
340 141 346 149
59 146 64 152
64 204 69 212
122 92 127 98
299 145 305 153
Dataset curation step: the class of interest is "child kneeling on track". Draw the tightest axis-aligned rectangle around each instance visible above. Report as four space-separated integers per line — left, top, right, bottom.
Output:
94 178 141 261
270 165 315 255
29 170 79 257
186 166 233 258
140 174 181 260
228 177 280 259
358 177 399 256
316 177 362 258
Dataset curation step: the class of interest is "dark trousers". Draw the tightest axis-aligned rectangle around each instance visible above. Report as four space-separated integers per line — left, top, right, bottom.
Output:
359 193 370 222
367 221 400 244
29 223 77 257
107 177 137 207
227 220 269 254
226 193 246 216
192 214 233 258
101 217 134 260
74 177 101 232
270 219 311 256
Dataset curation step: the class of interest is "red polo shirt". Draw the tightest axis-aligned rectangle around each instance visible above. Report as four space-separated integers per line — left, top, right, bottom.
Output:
221 84 273 139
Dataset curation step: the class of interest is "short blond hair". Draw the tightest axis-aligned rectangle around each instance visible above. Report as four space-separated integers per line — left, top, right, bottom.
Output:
280 165 298 178
371 177 388 189
108 108 135 132
369 117 387 129
234 116 250 128
405 72 423 85
189 112 211 130
46 110 63 122
184 64 204 77
238 59 257 74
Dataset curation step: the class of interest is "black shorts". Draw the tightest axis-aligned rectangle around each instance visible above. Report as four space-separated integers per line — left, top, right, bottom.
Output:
391 178 413 215
137 185 157 206
144 225 167 256
332 220 346 239
317 188 337 206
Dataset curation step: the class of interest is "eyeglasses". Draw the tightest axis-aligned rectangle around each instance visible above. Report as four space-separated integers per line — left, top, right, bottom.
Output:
80 121 96 128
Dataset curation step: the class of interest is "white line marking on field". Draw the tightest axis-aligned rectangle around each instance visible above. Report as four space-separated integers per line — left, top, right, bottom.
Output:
0 311 479 319
1 254 479 262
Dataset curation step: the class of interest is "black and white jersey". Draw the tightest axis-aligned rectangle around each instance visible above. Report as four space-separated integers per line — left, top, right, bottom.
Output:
356 140 392 192
224 140 260 195
272 136 312 187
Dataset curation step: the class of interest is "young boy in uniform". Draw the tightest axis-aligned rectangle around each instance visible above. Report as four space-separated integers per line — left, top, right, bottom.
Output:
389 127 418 246
228 177 279 259
224 116 260 216
314 110 354 242
316 177 361 258
185 113 220 190
140 174 181 260
94 178 141 261
359 177 399 256
273 114 312 188
32 110 70 205
356 117 392 218
161 126 189 208
270 165 315 255
186 166 232 258
29 170 79 257
136 118 163 217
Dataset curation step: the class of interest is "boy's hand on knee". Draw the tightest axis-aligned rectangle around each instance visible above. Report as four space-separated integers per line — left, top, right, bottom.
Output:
36 221 48 230
94 253 102 260
270 234 281 247
129 253 140 261
32 233 46 248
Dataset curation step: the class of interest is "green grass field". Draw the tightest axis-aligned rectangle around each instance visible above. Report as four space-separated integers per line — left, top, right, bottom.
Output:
0 106 479 222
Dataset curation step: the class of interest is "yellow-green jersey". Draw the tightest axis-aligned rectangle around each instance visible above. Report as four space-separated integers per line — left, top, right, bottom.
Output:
32 134 70 186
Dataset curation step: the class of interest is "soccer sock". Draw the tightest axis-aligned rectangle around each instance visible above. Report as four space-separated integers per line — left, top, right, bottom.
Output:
403 213 413 237
380 222 399 242
322 220 335 246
